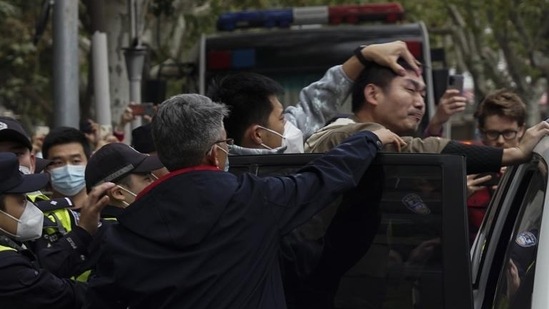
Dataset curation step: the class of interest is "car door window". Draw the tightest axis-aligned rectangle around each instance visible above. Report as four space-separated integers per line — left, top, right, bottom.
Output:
491 160 547 308
230 153 473 309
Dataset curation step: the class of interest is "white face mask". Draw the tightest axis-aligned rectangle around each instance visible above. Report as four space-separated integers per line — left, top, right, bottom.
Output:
0 201 44 241
257 126 285 150
117 185 137 208
257 123 304 153
19 165 32 175
282 121 304 153
215 145 230 172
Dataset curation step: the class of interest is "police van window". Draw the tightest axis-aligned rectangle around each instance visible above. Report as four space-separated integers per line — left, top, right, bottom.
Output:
491 160 547 308
229 153 471 309
333 164 445 308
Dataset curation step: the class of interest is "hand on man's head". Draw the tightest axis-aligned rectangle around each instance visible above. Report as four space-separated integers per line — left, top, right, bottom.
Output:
363 41 422 76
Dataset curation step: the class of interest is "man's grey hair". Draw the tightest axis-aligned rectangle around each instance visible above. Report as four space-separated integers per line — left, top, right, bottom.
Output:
152 94 229 171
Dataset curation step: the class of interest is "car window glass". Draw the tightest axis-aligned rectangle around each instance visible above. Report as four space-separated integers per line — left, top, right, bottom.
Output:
230 153 471 309
491 160 547 308
332 165 445 308
471 166 517 283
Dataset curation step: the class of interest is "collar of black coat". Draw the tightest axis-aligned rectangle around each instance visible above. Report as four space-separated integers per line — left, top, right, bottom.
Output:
136 165 221 201
117 170 237 248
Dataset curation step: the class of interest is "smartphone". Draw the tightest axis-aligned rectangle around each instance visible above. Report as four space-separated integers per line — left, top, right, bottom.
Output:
129 103 155 117
448 74 464 95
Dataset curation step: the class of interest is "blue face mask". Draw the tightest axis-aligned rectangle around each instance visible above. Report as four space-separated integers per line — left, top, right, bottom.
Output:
49 164 86 196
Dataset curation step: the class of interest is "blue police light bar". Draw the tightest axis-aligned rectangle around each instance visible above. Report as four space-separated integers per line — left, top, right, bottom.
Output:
217 9 293 31
216 3 404 31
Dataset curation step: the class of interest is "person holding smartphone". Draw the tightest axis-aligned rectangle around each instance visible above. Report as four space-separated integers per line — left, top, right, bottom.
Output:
423 74 468 137
467 89 527 243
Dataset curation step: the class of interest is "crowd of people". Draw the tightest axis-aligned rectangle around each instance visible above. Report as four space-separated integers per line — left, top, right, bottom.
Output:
0 40 548 309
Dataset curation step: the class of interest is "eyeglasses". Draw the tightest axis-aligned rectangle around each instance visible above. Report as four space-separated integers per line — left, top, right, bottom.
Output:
481 130 518 141
211 138 234 155
213 138 234 146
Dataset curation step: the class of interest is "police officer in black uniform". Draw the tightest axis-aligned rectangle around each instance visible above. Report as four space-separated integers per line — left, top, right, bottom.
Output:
0 152 86 308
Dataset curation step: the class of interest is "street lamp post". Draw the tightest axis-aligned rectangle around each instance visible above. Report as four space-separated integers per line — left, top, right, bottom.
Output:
123 46 147 129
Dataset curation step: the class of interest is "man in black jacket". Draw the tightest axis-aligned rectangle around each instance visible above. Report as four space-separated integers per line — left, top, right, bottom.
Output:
86 93 404 309
0 152 113 308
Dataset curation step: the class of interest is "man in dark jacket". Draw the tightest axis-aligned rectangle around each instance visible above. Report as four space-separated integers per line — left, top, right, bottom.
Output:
0 152 113 308
85 93 404 309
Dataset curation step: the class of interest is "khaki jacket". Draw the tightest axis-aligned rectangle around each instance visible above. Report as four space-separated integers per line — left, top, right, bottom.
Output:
304 117 450 153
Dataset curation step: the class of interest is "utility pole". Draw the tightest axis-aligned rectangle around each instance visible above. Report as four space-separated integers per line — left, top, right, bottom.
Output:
124 0 147 129
89 0 112 133
52 0 79 128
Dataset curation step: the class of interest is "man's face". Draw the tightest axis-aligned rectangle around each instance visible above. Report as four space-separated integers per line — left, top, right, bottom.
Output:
0 141 35 173
0 194 27 236
46 142 88 168
259 96 286 149
119 173 157 204
480 114 524 148
371 71 426 135
215 130 230 171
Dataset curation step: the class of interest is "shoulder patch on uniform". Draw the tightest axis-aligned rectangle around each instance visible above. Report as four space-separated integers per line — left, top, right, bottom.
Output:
402 193 431 215
35 197 73 212
516 231 537 247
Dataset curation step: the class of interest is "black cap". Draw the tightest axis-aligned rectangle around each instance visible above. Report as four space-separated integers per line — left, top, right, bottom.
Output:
35 157 53 174
131 123 155 154
0 152 49 194
0 117 32 150
85 143 163 190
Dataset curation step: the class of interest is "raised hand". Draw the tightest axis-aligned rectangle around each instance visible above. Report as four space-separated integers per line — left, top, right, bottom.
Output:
77 182 115 235
362 40 422 76
425 89 467 136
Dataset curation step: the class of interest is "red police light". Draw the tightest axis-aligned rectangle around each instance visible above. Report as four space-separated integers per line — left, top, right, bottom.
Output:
328 3 404 25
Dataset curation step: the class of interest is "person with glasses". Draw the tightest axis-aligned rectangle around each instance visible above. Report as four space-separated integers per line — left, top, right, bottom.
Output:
467 89 527 242
85 93 405 309
475 89 526 148
303 59 549 306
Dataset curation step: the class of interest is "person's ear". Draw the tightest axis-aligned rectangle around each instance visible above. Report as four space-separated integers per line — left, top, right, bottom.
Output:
364 84 381 106
517 125 526 138
108 186 126 202
204 145 220 168
249 124 264 146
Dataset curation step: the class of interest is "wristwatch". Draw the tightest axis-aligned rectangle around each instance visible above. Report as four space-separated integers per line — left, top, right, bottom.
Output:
353 46 370 67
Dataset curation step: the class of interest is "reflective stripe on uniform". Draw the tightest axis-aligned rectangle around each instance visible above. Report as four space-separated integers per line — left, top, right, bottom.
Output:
44 209 73 236
27 192 50 203
0 244 17 252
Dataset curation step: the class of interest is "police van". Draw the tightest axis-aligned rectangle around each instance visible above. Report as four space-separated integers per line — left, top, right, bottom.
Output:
198 3 438 133
229 134 549 309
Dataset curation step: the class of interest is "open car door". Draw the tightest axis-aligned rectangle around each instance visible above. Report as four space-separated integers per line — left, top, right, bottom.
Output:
230 152 473 309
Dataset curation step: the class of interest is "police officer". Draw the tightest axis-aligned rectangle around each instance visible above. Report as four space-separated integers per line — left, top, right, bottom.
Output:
0 117 105 280
0 153 83 307
84 142 163 217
